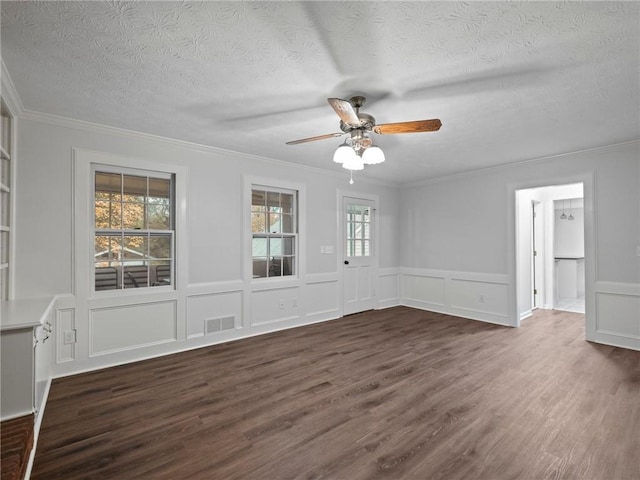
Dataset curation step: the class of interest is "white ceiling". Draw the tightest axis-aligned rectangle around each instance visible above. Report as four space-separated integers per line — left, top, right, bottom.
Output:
1 1 638 184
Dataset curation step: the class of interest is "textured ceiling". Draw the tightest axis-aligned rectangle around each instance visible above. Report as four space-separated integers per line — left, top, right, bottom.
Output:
1 1 639 184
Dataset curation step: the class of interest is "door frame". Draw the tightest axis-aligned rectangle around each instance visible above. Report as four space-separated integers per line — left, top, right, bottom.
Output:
509 173 594 332
338 190 379 316
531 200 544 310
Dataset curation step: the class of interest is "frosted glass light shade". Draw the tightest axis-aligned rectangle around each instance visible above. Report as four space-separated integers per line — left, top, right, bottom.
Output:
333 144 354 164
342 155 364 171
362 145 385 165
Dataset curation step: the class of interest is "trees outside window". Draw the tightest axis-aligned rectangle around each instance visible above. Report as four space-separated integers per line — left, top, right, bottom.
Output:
94 169 174 291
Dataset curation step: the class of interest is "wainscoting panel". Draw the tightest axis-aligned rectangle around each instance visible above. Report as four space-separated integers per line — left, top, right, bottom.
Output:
449 278 509 320
401 273 446 307
250 286 301 327
593 282 640 350
377 268 400 309
186 290 242 339
89 301 177 356
303 280 339 320
400 269 511 326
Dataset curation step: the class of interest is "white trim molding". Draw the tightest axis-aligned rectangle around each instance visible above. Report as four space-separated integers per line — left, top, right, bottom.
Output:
591 281 640 351
507 172 596 330
1 60 24 116
399 268 511 326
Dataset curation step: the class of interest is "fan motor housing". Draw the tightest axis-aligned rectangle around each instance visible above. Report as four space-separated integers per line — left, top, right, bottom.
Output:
340 112 376 133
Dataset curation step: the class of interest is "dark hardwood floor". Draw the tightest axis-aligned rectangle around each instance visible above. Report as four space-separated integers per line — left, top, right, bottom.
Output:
1 414 33 480
32 307 640 479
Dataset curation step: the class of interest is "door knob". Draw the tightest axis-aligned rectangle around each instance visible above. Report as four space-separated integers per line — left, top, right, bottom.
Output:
344 260 349 265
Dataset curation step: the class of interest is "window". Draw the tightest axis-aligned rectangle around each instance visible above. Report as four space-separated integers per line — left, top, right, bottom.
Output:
93 168 174 291
346 203 371 257
0 102 12 300
251 186 297 278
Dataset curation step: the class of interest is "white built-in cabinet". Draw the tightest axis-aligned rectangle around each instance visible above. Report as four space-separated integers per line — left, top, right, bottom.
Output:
0 298 54 421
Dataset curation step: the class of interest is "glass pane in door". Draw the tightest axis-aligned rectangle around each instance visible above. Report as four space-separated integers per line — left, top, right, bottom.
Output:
345 204 371 257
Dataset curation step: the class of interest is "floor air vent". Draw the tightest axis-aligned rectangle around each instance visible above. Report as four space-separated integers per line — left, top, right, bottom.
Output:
205 316 235 335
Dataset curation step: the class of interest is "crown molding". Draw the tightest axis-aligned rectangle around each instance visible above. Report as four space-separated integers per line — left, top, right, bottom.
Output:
1 60 24 116
16 105 639 191
19 108 397 188
401 138 640 189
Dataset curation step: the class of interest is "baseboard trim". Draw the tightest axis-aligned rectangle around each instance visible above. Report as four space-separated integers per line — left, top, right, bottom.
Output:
24 377 52 480
402 299 512 327
520 309 533 321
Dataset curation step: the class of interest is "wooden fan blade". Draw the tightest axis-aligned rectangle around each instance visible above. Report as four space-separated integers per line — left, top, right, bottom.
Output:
285 132 345 145
373 119 442 135
327 98 361 126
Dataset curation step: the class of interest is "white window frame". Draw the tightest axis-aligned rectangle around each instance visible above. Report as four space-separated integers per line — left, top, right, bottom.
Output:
251 185 298 279
345 202 374 258
91 164 175 294
244 176 305 285
74 149 187 301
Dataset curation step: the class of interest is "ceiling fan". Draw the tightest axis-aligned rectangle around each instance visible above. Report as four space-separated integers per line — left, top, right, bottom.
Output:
285 96 441 183
285 95 442 151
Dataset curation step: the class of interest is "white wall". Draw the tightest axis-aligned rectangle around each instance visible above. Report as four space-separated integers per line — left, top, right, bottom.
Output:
400 142 640 349
11 114 640 380
554 203 584 258
14 116 402 376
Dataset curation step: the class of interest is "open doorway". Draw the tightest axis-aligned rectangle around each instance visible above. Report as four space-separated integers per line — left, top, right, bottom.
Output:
515 183 584 321
553 196 585 313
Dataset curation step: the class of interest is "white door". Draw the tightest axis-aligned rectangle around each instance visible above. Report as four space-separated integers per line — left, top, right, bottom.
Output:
342 196 375 315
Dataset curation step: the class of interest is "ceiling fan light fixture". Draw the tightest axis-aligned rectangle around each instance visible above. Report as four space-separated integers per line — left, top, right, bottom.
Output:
342 155 364 171
333 142 353 164
285 96 441 183
362 145 385 165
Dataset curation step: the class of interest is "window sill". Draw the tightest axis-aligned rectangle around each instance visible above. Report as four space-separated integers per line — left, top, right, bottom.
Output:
90 285 176 301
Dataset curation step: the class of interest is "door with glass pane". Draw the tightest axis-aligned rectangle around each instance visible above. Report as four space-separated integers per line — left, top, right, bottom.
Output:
343 196 375 315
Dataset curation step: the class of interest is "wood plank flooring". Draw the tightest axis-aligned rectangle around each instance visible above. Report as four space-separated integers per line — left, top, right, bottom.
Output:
0 414 34 480
32 307 640 479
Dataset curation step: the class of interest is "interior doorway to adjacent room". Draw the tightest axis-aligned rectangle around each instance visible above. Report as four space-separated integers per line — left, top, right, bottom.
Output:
515 183 585 322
